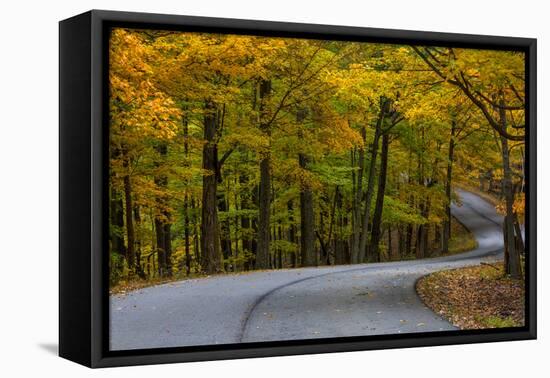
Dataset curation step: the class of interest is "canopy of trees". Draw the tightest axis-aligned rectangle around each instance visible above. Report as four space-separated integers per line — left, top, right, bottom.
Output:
109 28 526 284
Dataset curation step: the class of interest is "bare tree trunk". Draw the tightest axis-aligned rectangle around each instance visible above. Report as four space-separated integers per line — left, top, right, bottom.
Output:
300 153 316 266
183 114 192 275
201 100 222 274
443 120 456 253
513 213 525 255
256 80 272 269
287 200 298 268
405 224 413 256
498 93 521 279
218 192 233 270
110 187 126 257
257 155 271 269
334 189 345 265
153 143 172 277
184 192 191 275
133 205 146 279
387 226 393 260
240 174 254 270
501 136 521 278
358 98 387 262
351 127 366 263
123 172 135 270
369 133 390 262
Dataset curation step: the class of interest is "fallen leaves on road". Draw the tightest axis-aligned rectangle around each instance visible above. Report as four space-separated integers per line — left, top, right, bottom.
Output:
416 263 525 329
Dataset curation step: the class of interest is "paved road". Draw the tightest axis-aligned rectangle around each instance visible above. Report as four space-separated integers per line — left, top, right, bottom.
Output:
110 189 503 350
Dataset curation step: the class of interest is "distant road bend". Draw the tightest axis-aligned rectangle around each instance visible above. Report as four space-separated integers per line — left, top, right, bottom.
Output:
110 189 504 350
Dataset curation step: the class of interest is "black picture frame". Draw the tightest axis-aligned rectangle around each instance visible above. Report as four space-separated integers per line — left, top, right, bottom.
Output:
59 9 537 368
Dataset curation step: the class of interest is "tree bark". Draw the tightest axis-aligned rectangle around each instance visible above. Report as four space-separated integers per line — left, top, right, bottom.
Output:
218 192 233 270
501 139 521 278
201 100 222 274
109 187 126 257
334 188 345 265
442 120 456 253
133 205 146 279
369 133 390 262
351 127 366 263
300 153 316 266
154 143 172 277
358 100 386 262
183 113 191 275
287 200 298 268
257 156 271 269
240 174 254 270
498 92 521 279
123 173 135 270
256 79 272 269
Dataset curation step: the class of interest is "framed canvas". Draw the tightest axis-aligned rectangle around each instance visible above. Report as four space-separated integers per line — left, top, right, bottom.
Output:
59 10 537 368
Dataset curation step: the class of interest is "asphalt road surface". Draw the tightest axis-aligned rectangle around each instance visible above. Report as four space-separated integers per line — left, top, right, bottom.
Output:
110 189 503 350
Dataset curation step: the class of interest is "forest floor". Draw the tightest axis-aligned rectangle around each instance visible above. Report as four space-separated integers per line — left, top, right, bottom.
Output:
416 263 525 329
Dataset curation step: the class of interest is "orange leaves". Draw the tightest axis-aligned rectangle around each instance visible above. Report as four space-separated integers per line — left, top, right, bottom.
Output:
495 193 525 221
110 29 181 144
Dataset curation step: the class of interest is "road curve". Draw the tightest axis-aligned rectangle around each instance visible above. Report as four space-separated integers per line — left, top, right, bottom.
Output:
110 189 503 350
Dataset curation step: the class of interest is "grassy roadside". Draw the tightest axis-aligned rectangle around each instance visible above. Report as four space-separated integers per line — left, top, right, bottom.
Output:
416 263 525 329
446 216 477 255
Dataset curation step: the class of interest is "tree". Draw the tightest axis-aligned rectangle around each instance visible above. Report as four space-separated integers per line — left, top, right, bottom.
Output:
108 29 526 284
413 46 525 278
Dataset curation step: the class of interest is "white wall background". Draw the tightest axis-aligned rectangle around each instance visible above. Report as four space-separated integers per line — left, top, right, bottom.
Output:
0 0 546 376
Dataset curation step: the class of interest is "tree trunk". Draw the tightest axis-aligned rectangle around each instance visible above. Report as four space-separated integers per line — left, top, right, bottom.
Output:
299 153 316 267
498 93 521 279
109 187 126 257
501 136 521 278
192 197 201 264
240 174 254 270
369 133 390 262
154 143 172 277
163 221 172 276
123 174 135 270
442 120 456 253
351 127 366 263
513 213 525 255
405 224 413 256
256 79 272 269
287 200 298 268
334 189 345 265
133 205 146 279
154 218 165 276
184 192 191 275
218 192 233 270
358 101 386 262
257 157 271 269
387 226 393 260
183 113 192 275
201 100 222 274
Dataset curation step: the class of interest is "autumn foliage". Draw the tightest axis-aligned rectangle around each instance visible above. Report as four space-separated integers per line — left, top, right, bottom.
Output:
108 28 526 284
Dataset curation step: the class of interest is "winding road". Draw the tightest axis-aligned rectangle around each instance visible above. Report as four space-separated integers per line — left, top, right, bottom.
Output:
110 189 504 350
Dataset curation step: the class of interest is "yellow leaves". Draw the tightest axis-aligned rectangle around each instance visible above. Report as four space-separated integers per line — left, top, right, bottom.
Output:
495 193 525 220
110 29 181 144
513 193 525 220
317 117 363 153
